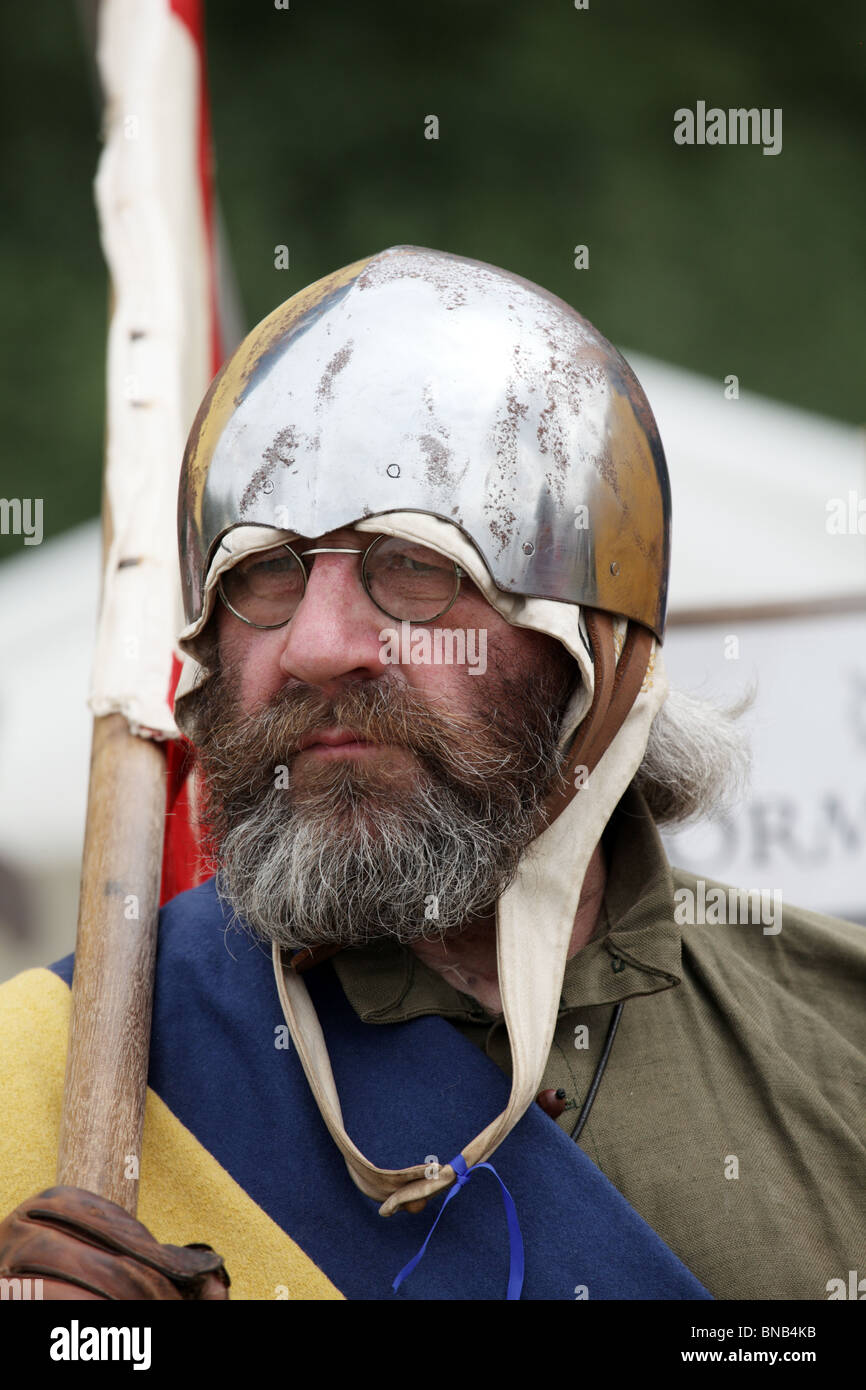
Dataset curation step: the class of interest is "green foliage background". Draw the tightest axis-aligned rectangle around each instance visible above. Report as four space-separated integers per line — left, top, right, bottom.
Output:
0 0 863 560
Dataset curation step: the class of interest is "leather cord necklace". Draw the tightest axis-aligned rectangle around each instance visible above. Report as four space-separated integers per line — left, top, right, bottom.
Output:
570 1000 625 1141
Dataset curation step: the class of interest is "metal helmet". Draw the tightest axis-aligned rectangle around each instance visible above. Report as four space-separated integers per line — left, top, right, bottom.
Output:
178 245 670 640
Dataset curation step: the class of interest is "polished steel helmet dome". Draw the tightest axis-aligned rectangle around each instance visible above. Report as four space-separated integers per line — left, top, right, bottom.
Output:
178 245 671 639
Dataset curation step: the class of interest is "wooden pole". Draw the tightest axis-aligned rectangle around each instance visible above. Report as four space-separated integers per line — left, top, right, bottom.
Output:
56 259 167 1216
56 715 165 1213
55 0 218 1216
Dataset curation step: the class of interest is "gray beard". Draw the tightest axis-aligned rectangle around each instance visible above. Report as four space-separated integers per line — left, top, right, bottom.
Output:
213 725 566 952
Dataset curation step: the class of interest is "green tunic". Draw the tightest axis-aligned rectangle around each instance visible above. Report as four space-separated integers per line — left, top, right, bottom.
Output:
333 785 866 1300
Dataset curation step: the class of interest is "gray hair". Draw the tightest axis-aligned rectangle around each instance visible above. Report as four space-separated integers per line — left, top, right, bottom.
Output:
633 684 755 827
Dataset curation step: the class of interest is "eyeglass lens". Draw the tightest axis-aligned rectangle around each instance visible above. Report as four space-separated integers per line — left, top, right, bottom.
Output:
219 535 461 625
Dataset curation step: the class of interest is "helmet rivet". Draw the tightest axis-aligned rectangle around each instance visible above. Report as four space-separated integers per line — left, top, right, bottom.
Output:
261 479 274 494
386 463 400 478
610 561 620 576
522 541 535 556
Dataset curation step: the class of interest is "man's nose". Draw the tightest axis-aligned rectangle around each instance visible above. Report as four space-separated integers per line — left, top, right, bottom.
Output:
276 553 392 693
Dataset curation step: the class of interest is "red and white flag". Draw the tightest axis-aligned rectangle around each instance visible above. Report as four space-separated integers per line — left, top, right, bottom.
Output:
90 0 233 901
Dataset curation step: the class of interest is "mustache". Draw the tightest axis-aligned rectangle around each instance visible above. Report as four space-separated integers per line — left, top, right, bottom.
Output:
191 664 574 841
211 675 534 771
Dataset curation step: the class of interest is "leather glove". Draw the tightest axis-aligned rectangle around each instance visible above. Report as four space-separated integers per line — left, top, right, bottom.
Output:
0 1186 230 1300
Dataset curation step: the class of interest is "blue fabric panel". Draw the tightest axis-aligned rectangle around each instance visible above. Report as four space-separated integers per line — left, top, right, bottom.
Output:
51 878 711 1301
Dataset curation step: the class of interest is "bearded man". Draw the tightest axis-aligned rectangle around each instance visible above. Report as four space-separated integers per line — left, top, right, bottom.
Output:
0 248 862 1302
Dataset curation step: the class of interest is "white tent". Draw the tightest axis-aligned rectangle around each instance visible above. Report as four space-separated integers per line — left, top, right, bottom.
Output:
627 354 866 923
1 357 864 978
0 524 100 976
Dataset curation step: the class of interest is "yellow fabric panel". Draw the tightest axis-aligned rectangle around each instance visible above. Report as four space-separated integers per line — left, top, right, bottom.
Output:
0 967 343 1301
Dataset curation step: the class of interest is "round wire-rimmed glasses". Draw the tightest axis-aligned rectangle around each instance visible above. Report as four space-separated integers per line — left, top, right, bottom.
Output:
217 535 465 629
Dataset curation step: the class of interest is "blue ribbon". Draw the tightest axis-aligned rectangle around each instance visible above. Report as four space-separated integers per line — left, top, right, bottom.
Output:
392 1153 525 1300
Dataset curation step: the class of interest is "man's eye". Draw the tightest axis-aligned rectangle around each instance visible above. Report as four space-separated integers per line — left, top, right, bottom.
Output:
241 555 295 579
387 551 446 574
251 558 291 576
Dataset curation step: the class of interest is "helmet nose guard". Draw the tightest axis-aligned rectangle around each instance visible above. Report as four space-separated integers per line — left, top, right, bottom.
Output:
178 245 670 639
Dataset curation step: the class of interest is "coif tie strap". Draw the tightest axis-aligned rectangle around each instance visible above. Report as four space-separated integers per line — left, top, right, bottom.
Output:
392 1154 525 1301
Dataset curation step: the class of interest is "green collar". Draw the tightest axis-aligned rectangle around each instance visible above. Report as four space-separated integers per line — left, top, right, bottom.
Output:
332 783 682 1026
